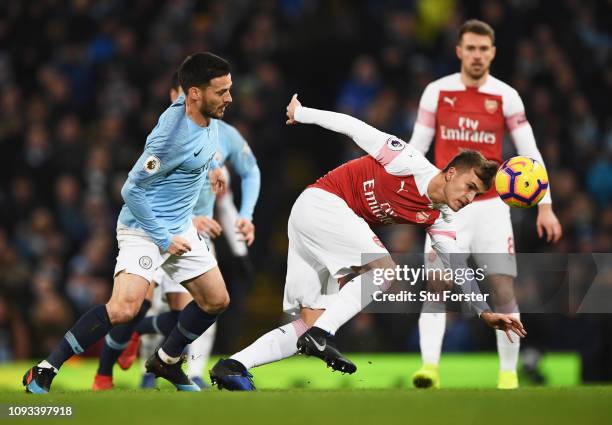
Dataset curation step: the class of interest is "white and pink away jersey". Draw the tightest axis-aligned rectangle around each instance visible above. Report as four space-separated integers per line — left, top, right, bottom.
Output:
410 73 551 203
310 153 441 228
294 106 443 229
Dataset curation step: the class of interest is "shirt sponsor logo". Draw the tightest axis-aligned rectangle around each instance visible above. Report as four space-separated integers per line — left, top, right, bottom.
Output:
363 179 397 225
440 116 496 144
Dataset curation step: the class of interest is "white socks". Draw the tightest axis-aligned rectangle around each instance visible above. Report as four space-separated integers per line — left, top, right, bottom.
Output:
231 319 309 369
313 276 363 335
496 312 520 372
418 307 446 365
418 304 521 372
187 322 217 378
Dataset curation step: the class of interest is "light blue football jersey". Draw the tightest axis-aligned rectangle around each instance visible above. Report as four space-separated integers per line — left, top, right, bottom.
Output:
118 94 219 250
193 119 260 220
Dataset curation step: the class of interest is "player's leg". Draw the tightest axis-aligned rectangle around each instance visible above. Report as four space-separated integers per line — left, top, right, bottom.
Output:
298 256 396 374
488 273 520 389
139 285 166 389
210 307 323 391
472 197 519 389
284 189 389 372
185 241 219 388
412 239 450 389
93 281 154 391
117 270 185 374
24 271 151 393
163 266 228 357
232 307 322 368
161 290 216 388
211 195 331 390
413 201 473 388
145 227 227 391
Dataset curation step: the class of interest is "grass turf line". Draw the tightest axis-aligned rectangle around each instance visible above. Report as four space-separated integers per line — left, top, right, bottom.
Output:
1 388 611 425
0 353 579 391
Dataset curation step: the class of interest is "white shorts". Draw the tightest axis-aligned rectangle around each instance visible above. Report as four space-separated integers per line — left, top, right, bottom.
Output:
153 268 188 295
425 196 517 277
152 235 216 295
114 224 217 284
282 188 388 314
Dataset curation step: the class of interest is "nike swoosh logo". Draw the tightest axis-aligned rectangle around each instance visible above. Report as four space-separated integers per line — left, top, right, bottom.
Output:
308 335 326 351
194 148 203 157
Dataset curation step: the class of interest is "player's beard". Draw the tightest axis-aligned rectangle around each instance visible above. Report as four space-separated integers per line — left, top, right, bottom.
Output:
466 62 488 80
201 102 228 119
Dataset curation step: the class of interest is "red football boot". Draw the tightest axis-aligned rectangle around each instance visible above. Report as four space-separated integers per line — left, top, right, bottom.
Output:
117 332 141 370
92 374 113 391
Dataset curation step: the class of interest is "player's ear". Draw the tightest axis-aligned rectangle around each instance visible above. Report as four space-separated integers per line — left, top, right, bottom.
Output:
187 86 201 100
446 167 456 181
455 44 462 60
490 45 497 61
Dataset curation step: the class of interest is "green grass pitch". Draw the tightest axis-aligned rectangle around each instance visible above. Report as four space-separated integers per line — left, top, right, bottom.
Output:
1 353 610 425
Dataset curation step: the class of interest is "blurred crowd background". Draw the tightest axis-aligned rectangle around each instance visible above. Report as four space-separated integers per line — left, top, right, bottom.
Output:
0 0 610 382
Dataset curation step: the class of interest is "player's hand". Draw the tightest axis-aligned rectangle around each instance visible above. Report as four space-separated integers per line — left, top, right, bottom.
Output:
480 311 527 343
235 217 255 246
192 215 222 239
286 93 301 125
167 235 192 256
209 168 227 195
536 204 562 243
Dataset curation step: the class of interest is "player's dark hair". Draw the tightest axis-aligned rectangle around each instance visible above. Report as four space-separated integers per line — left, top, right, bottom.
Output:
178 52 230 94
171 71 179 91
458 19 495 45
443 150 498 190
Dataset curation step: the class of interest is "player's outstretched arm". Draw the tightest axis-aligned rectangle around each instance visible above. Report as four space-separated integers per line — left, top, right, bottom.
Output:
286 94 434 177
428 219 527 341
506 90 562 243
286 94 392 158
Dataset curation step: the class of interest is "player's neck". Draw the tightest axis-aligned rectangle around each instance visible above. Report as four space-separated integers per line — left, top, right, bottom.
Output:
460 71 488 88
426 173 447 204
185 101 211 127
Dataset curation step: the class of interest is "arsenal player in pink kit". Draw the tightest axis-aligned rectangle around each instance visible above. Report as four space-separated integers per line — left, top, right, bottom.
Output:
410 20 562 390
209 94 526 390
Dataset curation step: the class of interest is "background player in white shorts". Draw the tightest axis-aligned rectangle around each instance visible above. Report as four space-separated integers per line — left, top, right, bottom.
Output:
409 20 562 390
23 52 234 393
207 94 526 390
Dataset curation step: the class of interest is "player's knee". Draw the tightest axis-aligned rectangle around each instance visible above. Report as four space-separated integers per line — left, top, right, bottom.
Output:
196 291 230 314
105 300 141 325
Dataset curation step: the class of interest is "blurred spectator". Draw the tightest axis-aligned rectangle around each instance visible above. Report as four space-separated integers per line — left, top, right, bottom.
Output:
0 294 30 361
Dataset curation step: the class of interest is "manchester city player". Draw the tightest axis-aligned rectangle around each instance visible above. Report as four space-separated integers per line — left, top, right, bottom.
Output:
23 52 233 393
92 76 261 391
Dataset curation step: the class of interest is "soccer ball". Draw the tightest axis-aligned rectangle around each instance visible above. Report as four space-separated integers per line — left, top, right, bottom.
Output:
495 156 548 208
